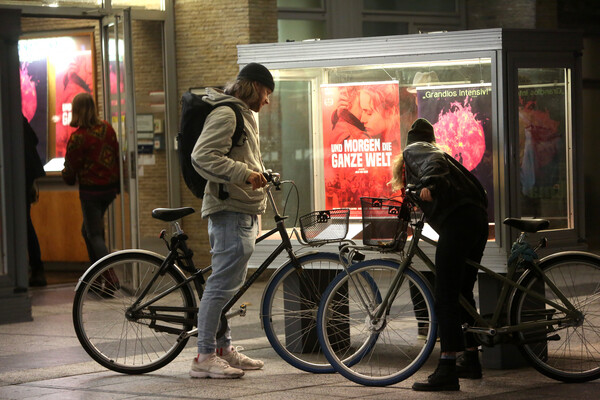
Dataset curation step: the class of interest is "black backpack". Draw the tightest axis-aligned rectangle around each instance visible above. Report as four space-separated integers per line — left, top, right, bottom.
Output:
177 91 245 199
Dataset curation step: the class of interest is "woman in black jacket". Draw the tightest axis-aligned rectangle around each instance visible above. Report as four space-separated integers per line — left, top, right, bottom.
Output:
391 118 488 391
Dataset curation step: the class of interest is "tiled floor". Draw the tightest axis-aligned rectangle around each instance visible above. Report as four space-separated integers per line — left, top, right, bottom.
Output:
0 277 598 399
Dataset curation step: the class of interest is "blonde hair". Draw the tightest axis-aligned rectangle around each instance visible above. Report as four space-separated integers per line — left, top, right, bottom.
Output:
390 153 405 191
70 92 101 129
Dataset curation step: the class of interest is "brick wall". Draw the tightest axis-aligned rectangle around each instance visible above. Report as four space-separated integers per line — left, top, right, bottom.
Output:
130 20 169 244
466 0 537 29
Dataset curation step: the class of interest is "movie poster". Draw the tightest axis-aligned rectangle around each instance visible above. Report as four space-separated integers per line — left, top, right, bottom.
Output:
416 84 494 221
19 34 94 159
54 41 94 157
517 84 566 222
321 81 401 217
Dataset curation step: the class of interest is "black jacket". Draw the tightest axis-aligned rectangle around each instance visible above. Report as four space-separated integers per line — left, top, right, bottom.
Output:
23 116 46 189
403 142 487 230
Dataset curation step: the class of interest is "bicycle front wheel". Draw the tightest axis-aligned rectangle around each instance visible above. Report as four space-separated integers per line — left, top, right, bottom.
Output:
72 251 196 374
317 259 437 386
511 253 600 382
261 252 345 373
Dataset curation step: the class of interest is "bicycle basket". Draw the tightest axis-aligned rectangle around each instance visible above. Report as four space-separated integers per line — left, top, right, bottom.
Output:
361 197 409 250
299 209 350 244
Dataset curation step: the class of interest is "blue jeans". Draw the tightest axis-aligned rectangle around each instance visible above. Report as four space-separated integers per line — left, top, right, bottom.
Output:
197 211 258 354
80 197 114 264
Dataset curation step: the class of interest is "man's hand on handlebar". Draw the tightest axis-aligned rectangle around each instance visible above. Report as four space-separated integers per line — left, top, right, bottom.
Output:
247 171 268 190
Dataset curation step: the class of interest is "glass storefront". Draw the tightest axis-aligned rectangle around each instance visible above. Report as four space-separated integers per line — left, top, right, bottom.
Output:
260 58 495 238
243 28 584 254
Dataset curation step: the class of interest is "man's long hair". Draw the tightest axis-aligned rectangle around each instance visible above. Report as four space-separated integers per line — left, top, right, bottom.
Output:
224 79 261 109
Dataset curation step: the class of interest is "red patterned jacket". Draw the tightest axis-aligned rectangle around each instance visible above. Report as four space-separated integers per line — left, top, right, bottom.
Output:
62 121 120 201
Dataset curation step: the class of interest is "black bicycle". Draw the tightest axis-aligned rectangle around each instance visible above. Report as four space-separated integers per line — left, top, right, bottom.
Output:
72 172 352 374
317 189 600 386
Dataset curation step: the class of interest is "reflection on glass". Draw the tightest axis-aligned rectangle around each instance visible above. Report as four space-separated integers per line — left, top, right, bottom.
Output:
262 59 496 239
517 68 571 229
112 0 164 10
363 0 457 12
363 21 408 37
278 19 326 42
325 60 495 232
260 81 312 230
278 0 323 8
104 19 132 250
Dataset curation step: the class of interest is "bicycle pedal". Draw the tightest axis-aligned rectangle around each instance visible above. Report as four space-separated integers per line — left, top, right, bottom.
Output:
225 303 251 319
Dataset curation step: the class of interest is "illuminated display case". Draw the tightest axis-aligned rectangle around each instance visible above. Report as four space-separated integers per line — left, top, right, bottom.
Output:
239 28 584 268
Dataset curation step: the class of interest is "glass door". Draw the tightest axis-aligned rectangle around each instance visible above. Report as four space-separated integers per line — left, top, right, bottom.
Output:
507 51 581 247
102 10 138 251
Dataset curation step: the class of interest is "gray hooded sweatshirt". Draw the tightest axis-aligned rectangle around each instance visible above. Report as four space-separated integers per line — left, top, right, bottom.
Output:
191 88 267 218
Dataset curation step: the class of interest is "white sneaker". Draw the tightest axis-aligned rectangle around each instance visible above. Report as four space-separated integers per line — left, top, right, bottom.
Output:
220 346 264 370
189 354 244 379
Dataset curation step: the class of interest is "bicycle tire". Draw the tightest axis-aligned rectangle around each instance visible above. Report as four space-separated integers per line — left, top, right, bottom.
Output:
261 252 346 373
72 251 196 374
317 259 437 386
510 253 600 383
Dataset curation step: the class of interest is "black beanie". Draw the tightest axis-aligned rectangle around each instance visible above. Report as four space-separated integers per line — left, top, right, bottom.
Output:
407 118 436 145
237 63 275 92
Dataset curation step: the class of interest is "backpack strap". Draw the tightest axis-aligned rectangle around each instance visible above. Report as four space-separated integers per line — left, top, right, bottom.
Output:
211 102 246 200
213 102 246 154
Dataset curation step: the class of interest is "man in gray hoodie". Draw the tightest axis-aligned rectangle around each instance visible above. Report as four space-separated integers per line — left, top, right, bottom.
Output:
189 63 273 379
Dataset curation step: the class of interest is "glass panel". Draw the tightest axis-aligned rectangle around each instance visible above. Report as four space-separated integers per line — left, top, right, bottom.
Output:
517 68 572 229
130 20 170 251
278 19 327 42
0 0 99 7
2 0 162 10
263 59 496 240
364 0 457 13
363 21 408 37
104 18 132 250
18 33 95 163
278 0 323 8
112 0 164 11
260 80 313 230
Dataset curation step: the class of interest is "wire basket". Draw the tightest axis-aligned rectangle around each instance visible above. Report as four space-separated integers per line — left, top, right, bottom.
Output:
299 209 350 244
361 197 409 250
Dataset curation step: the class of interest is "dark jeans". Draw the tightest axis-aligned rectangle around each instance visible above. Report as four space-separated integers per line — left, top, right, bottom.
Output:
26 200 44 271
80 196 114 264
434 205 488 353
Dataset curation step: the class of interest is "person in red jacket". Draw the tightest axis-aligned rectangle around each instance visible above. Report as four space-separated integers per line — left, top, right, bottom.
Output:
62 93 120 287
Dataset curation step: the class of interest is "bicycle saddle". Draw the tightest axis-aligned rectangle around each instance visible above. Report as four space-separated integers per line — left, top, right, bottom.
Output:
503 218 549 233
152 207 195 222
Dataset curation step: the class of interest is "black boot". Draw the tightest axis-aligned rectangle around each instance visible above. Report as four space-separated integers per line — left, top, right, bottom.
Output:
412 358 460 391
456 350 482 379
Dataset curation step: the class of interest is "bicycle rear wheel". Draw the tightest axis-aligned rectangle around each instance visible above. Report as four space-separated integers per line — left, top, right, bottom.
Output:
72 251 196 374
511 253 600 382
261 252 345 373
317 259 437 386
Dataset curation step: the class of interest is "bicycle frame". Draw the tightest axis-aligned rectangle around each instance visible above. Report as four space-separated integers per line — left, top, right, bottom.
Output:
126 178 318 341
343 205 582 342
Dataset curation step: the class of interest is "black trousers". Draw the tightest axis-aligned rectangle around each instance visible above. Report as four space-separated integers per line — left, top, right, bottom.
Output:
434 205 488 353
26 199 44 271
